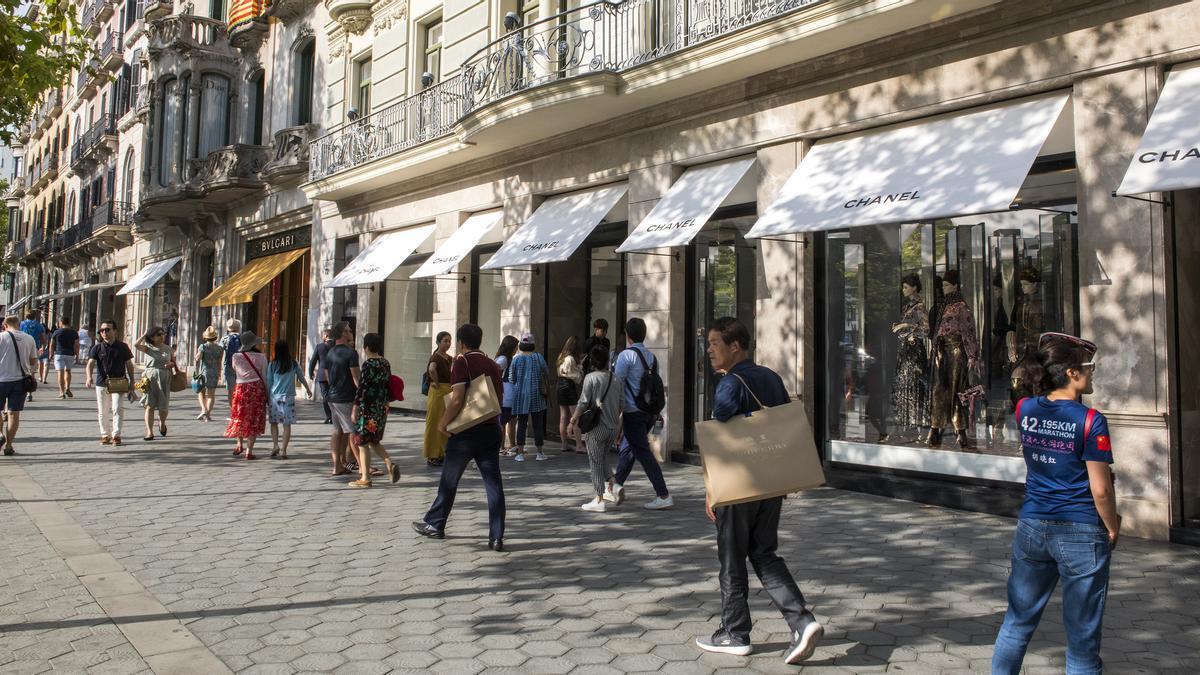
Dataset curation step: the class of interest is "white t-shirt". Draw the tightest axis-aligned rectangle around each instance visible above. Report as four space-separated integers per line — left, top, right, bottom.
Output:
0 330 37 383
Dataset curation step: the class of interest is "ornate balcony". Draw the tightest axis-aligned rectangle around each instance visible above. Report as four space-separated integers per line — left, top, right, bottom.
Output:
70 115 118 175
142 144 270 218
125 0 147 45
81 2 98 37
76 59 101 101
99 31 124 72
56 201 134 263
143 0 170 21
5 175 25 199
308 0 834 189
13 240 26 260
88 0 114 34
147 14 229 56
43 153 60 183
262 124 317 185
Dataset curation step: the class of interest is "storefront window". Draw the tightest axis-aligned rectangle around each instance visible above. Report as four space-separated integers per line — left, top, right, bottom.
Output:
474 250 504 356
823 209 1078 462
381 263 435 412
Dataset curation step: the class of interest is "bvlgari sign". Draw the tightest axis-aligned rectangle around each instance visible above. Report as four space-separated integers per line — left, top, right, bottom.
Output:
247 226 311 261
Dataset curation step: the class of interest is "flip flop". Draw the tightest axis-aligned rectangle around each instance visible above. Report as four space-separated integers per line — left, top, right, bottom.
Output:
388 463 401 484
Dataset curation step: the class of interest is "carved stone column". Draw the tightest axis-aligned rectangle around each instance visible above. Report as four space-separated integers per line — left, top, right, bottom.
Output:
184 81 202 177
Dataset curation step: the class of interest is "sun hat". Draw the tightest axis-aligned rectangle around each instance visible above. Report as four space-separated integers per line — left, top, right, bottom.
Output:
518 332 536 351
239 331 261 351
202 326 219 341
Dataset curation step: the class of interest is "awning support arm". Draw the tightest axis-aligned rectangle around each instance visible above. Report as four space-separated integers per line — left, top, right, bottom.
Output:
754 236 810 246
1010 204 1077 217
626 250 681 260
1111 191 1172 207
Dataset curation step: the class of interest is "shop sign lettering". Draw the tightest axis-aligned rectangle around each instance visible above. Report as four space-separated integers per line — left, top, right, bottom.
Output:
646 218 697 233
843 190 922 209
247 226 312 261
522 241 560 252
1138 147 1200 164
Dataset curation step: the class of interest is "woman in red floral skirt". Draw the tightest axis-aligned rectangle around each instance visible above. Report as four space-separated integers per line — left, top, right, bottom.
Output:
226 331 268 459
349 333 400 488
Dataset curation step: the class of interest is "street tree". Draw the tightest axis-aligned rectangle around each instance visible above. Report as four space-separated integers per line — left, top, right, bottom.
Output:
0 0 90 144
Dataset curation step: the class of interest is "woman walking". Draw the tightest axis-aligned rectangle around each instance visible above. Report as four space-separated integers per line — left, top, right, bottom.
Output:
494 335 518 455
556 336 584 453
194 326 224 421
266 339 311 459
134 327 177 441
570 344 624 512
348 333 400 488
225 332 268 460
508 332 549 462
423 331 453 467
77 324 93 365
992 333 1119 675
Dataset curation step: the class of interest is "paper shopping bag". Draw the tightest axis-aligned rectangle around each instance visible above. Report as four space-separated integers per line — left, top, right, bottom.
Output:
696 398 825 507
444 372 501 434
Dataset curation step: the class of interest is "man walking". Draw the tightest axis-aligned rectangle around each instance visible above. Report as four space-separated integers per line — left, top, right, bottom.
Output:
19 310 47 401
581 318 610 372
308 327 334 424
84 320 136 446
0 316 38 455
324 321 360 474
413 323 507 551
611 317 672 509
219 319 242 407
695 317 823 665
49 317 79 399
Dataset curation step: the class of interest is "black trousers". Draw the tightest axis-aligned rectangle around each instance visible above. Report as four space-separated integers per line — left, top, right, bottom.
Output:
715 496 807 641
423 422 505 541
318 380 331 420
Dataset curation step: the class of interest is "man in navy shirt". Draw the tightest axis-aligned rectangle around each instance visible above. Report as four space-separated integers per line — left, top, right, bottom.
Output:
696 317 824 666
611 317 672 509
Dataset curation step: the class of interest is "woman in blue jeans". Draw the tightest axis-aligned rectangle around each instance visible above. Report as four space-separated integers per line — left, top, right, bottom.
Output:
992 333 1120 675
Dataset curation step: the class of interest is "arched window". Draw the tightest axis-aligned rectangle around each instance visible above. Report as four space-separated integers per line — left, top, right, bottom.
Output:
158 77 178 185
122 149 136 205
295 40 315 125
248 70 265 145
198 73 231 157
67 193 76 227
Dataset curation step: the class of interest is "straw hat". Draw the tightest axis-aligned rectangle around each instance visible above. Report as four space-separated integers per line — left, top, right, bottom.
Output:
239 331 261 351
202 326 219 341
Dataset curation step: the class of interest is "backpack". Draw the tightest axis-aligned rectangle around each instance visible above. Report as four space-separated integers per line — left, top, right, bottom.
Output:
629 347 665 416
388 374 405 402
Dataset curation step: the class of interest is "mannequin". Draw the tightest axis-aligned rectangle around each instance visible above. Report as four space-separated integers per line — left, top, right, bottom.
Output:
885 274 930 442
1007 265 1044 400
926 270 979 449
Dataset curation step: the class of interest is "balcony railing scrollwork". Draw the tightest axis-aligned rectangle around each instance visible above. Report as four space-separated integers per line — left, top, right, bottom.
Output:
187 144 271 192
309 0 827 182
262 124 318 184
147 14 229 54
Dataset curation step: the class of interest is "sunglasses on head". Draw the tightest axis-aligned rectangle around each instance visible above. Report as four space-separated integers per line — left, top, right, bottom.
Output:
1039 332 1097 356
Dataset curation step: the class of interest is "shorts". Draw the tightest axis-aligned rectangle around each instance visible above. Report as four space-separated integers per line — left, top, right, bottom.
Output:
329 401 355 433
0 380 26 412
53 355 73 371
37 350 48 361
500 406 512 426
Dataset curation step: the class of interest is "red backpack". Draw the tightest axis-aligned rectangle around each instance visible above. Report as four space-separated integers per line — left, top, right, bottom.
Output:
388 374 405 402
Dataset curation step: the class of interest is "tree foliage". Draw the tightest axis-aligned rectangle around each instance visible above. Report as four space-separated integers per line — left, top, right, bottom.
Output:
0 0 90 144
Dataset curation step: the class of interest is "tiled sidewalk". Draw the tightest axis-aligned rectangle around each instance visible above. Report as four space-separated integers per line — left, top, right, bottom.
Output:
1 388 1198 673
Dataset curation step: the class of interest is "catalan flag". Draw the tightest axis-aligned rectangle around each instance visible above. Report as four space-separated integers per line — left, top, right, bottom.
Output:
228 0 268 30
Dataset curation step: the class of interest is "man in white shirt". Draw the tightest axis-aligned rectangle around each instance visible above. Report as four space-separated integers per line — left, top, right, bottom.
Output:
0 315 38 455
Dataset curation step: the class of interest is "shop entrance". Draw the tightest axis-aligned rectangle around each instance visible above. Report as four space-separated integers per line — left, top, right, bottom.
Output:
246 251 311 362
1173 188 1200 535
684 209 757 451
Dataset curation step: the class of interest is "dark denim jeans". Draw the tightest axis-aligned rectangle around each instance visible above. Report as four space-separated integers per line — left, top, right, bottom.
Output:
515 409 545 448
613 410 669 498
423 422 506 541
992 518 1112 675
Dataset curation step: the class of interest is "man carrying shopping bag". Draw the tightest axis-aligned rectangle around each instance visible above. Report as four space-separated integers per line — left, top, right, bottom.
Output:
695 317 824 665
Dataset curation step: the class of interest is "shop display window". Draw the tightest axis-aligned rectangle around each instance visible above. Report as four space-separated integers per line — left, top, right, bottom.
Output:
381 263 435 412
823 208 1078 458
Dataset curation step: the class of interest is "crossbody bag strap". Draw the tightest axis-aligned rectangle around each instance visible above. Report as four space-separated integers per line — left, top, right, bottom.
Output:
729 372 767 410
7 333 28 378
241 352 265 384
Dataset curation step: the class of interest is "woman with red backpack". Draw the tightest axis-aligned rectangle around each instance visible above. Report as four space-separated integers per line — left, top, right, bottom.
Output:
348 332 401 488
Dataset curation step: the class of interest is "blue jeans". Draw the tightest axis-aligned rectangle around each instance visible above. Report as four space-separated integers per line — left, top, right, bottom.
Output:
613 410 669 498
992 518 1111 675
423 422 505 541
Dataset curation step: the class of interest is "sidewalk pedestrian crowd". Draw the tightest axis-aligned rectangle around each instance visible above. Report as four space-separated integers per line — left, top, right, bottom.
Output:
1 305 1122 670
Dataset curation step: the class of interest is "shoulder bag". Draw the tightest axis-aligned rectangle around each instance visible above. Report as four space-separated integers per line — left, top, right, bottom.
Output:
7 333 37 394
696 373 825 507
443 353 501 434
576 372 613 434
100 343 131 393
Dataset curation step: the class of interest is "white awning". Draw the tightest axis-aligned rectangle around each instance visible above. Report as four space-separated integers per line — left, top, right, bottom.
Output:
8 295 32 312
616 157 756 253
481 184 628 269
1116 64 1200 195
411 211 504 279
116 257 182 296
327 225 436 287
747 94 1070 237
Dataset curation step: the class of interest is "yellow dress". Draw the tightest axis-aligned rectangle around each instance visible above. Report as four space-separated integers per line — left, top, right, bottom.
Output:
423 382 451 459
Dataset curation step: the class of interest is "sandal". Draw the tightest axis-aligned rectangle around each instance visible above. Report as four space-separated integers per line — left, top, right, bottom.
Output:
245 452 257 460
331 469 351 476
233 444 244 455
143 435 154 441
270 448 280 459
387 461 401 484
2 446 14 456
112 436 122 446
348 479 372 488
159 422 167 437
101 436 111 445
369 467 385 477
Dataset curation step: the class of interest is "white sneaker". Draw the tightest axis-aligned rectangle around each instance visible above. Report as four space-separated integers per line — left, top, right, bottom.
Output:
535 451 547 461
602 489 617 504
581 500 607 512
784 613 824 665
514 453 526 462
644 495 674 510
612 483 626 506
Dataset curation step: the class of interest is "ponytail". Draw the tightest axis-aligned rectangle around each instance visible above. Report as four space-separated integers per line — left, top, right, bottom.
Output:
1020 340 1092 395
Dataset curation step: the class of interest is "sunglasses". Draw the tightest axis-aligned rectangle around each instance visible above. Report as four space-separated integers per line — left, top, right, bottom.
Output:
98 328 112 333
1039 331 1097 356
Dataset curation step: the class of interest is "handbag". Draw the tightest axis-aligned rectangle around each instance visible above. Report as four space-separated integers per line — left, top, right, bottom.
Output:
696 373 825 507
443 353 501 434
538 358 549 399
388 374 405 402
576 372 613 434
105 376 131 394
6 333 37 394
170 368 189 392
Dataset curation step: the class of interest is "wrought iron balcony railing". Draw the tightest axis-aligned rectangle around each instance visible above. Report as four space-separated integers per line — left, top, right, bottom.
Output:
309 0 826 182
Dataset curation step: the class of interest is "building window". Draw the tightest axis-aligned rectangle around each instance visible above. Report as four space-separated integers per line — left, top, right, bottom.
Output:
158 77 179 185
295 40 315 125
517 0 539 27
822 206 1080 463
249 72 265 145
421 17 442 86
198 73 231 157
209 0 225 21
122 149 135 205
381 262 435 413
355 56 372 116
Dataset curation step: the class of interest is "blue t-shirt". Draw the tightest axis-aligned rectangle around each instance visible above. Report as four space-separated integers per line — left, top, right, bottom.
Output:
19 320 45 346
613 343 653 411
1017 396 1113 525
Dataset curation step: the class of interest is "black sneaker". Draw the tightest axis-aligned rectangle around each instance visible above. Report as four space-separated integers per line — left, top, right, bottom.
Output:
696 628 752 656
488 539 503 552
784 612 824 665
411 521 444 539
